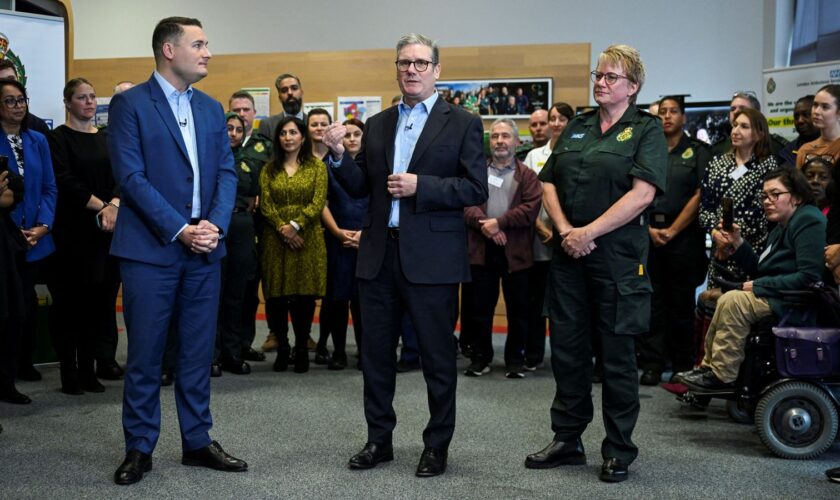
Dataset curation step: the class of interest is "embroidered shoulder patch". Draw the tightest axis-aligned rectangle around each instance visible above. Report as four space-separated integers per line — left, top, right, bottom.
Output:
240 162 251 173
616 127 633 142
254 142 265 153
682 147 694 159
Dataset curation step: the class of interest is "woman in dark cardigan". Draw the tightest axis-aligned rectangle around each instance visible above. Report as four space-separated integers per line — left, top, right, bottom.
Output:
676 168 826 391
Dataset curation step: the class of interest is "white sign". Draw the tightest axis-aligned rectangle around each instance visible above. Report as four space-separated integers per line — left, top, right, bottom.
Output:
337 96 382 123
240 87 271 119
0 11 66 130
303 102 335 120
763 60 840 140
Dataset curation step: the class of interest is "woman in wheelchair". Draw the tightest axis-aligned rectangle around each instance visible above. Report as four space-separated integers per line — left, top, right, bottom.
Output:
675 168 827 391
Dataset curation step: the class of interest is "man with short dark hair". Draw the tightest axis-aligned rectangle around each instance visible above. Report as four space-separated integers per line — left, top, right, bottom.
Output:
257 73 305 139
778 95 819 167
108 16 244 485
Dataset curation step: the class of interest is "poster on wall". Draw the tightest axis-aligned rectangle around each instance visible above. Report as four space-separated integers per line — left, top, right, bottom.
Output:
94 97 111 127
435 78 552 119
0 11 65 129
763 60 840 140
303 102 335 120
240 87 271 119
337 97 381 122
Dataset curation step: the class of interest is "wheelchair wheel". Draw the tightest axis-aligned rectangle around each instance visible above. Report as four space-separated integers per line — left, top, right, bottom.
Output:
755 381 839 459
726 400 753 424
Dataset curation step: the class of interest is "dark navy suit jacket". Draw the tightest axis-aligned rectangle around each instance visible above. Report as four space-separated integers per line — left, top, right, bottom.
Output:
333 98 488 284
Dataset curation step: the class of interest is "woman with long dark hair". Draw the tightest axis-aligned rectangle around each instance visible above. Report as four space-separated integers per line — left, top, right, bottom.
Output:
260 116 327 373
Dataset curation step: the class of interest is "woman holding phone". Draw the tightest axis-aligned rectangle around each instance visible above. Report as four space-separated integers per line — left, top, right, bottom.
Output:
700 108 777 297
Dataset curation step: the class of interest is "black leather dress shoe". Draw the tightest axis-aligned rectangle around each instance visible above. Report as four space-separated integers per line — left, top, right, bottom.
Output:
524 438 586 469
396 359 421 373
639 369 662 386
241 347 266 362
0 387 32 404
416 447 447 477
826 466 840 483
599 457 629 482
16 364 41 382
114 450 152 485
161 371 174 387
210 363 223 378
80 377 106 393
182 441 247 471
682 370 734 391
221 358 251 375
96 360 124 380
348 442 394 470
328 352 347 370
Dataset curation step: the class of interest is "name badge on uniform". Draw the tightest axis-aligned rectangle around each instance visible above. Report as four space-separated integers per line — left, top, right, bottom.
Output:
571 133 585 139
488 175 504 188
730 165 748 180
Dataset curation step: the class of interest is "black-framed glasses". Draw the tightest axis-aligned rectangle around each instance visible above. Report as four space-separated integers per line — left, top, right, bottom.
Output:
2 97 28 108
590 71 630 85
759 191 790 202
395 59 433 72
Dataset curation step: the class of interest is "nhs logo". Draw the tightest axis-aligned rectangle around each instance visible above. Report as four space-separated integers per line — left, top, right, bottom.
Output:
831 69 840 80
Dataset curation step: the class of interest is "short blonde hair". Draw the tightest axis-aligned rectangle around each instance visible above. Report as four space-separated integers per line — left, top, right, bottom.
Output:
597 44 645 104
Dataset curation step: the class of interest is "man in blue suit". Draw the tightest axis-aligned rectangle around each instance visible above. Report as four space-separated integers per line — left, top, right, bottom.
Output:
107 17 244 485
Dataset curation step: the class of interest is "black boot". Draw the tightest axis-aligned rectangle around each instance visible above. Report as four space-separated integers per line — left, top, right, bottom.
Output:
293 346 309 373
60 364 84 395
273 348 290 372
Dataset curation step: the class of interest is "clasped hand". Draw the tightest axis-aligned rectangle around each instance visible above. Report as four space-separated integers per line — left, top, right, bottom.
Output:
178 220 219 253
560 226 596 258
479 218 506 246
279 224 304 250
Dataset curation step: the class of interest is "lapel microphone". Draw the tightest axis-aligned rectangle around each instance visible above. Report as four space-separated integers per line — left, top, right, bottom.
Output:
179 118 188 127
405 123 413 131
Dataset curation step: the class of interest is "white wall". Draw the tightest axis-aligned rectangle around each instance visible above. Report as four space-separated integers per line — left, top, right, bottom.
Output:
71 0 771 105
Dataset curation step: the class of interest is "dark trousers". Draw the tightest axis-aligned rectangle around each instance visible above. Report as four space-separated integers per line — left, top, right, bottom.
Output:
636 231 705 373
399 313 419 363
216 213 257 361
16 261 38 371
265 296 315 352
48 274 119 385
467 244 529 367
359 238 458 449
0 316 21 391
525 260 550 366
318 296 361 357
546 239 645 464
458 285 475 352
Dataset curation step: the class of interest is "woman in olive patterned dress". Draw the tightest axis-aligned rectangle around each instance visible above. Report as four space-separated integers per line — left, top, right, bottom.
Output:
260 116 327 373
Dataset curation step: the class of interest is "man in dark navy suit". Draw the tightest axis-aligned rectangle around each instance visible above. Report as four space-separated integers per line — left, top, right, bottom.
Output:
107 16 244 485
323 33 487 478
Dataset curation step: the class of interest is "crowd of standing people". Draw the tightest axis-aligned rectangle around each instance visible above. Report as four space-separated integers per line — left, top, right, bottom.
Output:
2 16 840 485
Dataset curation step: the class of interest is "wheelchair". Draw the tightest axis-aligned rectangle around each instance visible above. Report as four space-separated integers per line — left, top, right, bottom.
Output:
677 279 840 459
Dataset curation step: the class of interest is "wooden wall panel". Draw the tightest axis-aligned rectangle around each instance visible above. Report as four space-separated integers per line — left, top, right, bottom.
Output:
73 43 590 130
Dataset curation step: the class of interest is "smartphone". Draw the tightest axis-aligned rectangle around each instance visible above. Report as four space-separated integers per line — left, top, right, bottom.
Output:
0 155 8 172
721 197 734 231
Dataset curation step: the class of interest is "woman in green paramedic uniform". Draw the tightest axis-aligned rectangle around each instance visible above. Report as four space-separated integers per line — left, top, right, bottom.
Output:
524 45 667 483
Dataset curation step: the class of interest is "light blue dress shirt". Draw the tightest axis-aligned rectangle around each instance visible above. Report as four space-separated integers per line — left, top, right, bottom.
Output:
153 71 201 219
389 92 438 227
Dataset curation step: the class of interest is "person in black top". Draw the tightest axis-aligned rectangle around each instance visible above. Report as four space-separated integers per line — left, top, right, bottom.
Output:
0 167 28 405
46 78 121 394
636 96 711 385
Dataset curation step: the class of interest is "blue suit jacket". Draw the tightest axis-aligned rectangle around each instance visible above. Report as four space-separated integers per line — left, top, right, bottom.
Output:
107 75 236 266
1 129 57 262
